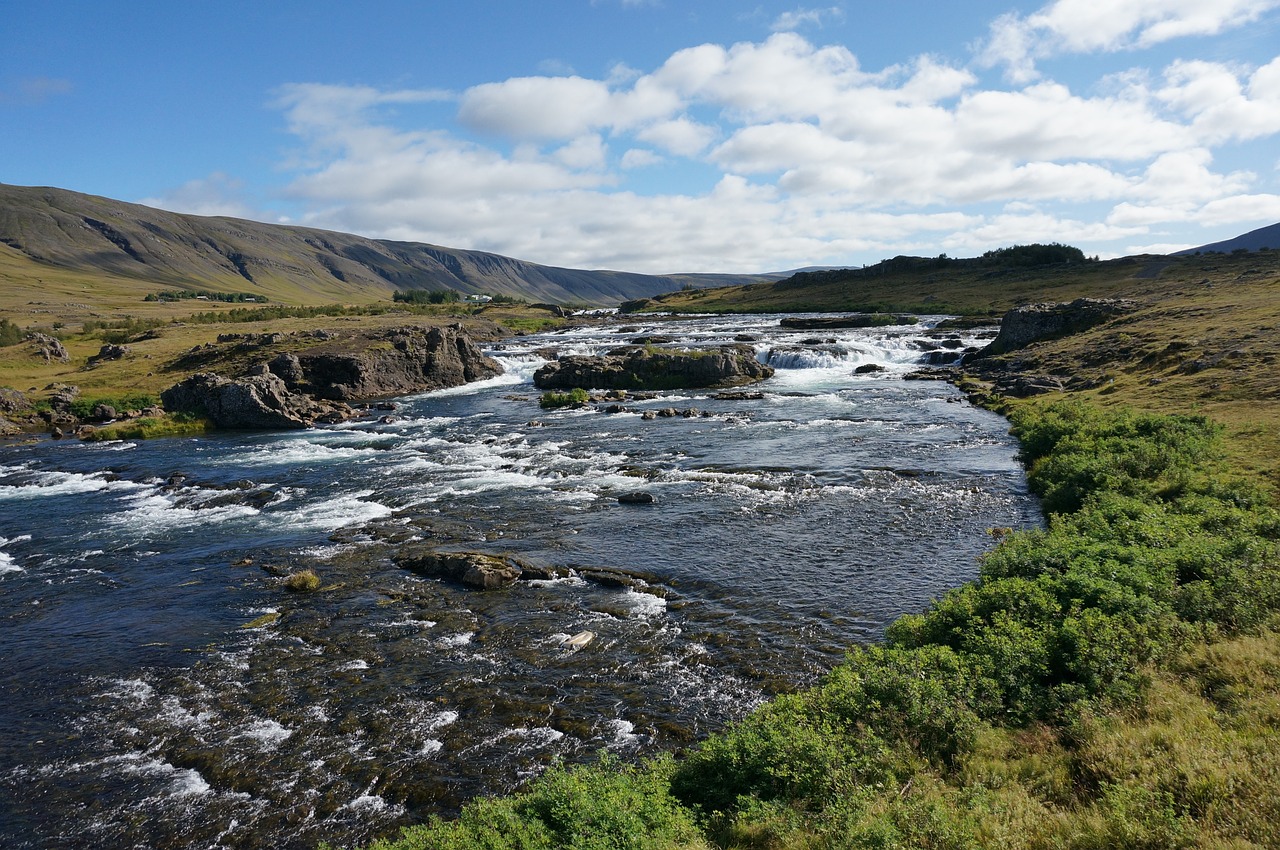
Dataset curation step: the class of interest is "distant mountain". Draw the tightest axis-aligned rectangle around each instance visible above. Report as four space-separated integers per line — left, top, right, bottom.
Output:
0 184 773 306
1175 222 1280 255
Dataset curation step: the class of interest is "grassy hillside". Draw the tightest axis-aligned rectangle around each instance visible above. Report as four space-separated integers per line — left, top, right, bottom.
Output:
0 183 772 309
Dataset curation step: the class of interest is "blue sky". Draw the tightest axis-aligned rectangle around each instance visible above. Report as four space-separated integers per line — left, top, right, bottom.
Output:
4 1 1280 273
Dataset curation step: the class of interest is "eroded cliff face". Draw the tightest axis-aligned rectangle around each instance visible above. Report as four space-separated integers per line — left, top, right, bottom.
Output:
265 325 503 401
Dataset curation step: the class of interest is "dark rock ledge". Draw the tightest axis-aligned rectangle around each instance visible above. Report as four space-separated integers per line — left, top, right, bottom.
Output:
534 344 773 391
161 324 502 429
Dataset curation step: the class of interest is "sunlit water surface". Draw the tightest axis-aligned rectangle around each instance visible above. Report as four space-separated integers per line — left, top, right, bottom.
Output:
0 314 1040 849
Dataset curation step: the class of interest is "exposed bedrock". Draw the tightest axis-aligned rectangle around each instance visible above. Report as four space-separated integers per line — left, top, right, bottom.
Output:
971 298 1136 358
533 344 773 390
160 371 354 429
266 325 503 401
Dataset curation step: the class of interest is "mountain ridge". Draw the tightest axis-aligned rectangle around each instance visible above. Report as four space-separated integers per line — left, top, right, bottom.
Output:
1175 221 1280 255
0 183 777 307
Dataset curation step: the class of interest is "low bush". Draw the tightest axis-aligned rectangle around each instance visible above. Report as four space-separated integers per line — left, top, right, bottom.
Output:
540 388 590 409
283 569 322 592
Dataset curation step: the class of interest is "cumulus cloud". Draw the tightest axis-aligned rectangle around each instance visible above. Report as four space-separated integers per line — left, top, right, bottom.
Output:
138 173 260 219
270 22 1280 273
979 0 1280 82
771 6 845 32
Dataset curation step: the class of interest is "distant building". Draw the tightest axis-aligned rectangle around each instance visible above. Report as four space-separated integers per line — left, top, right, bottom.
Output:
464 294 493 303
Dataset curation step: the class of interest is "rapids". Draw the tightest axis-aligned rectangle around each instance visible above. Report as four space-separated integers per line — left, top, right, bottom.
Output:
0 313 1040 849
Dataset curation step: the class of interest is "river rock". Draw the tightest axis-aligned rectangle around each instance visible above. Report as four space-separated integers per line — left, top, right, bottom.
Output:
264 325 503 401
45 383 80 412
161 371 354 429
533 344 773 391
618 491 655 504
395 549 527 590
780 314 917 330
971 298 1136 358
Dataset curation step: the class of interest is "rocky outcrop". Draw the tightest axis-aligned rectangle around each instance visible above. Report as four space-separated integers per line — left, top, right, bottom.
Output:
87 343 129 365
780 314 918 330
29 333 69 363
971 298 1136 358
161 370 354 429
396 549 528 591
534 344 773 390
265 325 503 401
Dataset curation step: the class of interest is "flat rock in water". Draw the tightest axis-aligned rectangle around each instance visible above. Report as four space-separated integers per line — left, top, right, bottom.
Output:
618 491 656 505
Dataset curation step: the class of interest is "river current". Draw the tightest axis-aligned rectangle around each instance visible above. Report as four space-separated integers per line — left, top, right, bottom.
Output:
0 314 1040 849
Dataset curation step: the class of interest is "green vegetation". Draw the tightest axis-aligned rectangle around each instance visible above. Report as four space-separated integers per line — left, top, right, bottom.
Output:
632 243 1192 316
540 387 590 409
82 316 167 343
145 288 267 303
81 413 209 442
393 288 462 304
367 400 1280 849
0 318 23 347
981 242 1089 266
68 392 157 419
283 569 322 592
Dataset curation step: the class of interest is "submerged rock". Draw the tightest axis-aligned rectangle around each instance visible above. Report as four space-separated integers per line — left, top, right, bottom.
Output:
534 344 773 391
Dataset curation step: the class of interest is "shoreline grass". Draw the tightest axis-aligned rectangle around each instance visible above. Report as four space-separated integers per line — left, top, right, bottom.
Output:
359 398 1280 850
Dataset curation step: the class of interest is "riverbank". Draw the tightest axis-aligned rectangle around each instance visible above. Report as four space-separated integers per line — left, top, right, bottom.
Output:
366 391 1280 849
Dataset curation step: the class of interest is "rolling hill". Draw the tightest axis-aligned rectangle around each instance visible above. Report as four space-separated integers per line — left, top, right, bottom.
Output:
0 184 776 308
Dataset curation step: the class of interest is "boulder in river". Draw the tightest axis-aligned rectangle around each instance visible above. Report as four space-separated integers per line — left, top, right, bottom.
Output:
395 549 527 591
780 314 917 330
266 325 503 401
534 344 773 391
161 371 354 429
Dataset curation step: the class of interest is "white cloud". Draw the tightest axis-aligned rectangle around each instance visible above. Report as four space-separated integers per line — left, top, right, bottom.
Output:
138 173 259 219
270 24 1280 273
620 148 664 168
979 0 1280 82
771 7 845 33
636 116 718 155
1158 58 1280 143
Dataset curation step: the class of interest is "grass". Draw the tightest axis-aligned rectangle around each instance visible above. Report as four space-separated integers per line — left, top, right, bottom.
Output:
80 413 209 441
541 388 591 409
283 569 322 592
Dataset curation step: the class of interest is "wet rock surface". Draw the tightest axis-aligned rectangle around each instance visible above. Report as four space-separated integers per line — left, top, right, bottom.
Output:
161 371 354 429
534 344 773 390
266 325 503 401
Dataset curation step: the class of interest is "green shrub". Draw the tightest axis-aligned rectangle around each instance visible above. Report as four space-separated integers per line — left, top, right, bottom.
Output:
0 318 23 346
283 569 322 592
540 388 590 409
373 754 704 850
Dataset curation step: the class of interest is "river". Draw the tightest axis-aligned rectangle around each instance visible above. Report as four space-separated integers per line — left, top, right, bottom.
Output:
0 313 1040 849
